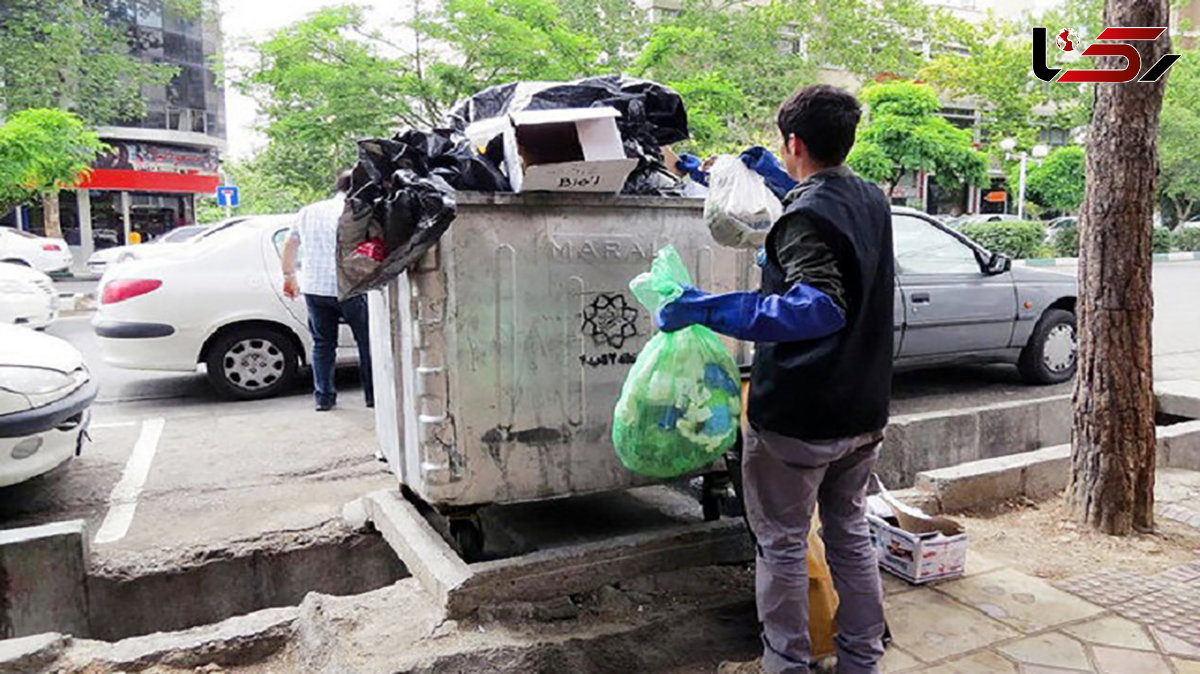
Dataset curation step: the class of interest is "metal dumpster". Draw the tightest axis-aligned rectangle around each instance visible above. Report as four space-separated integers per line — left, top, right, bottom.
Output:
370 192 755 521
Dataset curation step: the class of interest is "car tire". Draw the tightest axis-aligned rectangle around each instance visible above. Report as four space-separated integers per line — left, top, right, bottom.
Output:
205 326 298 400
1018 309 1077 385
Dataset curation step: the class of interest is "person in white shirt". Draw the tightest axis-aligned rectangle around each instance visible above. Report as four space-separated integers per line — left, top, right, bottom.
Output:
281 171 373 411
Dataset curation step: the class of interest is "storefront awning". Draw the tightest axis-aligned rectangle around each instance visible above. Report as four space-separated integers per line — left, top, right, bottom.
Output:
76 169 219 194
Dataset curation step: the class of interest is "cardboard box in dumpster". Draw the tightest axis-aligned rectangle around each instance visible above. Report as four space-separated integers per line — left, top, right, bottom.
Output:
867 485 967 584
502 107 638 193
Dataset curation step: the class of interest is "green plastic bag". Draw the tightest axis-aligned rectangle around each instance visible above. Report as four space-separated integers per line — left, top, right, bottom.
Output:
612 246 741 478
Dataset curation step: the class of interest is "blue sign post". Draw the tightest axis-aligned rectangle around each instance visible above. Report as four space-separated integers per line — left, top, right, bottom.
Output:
216 185 240 218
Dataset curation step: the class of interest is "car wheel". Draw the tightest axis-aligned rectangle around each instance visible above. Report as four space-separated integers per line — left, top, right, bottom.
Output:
1018 309 1077 385
205 326 298 400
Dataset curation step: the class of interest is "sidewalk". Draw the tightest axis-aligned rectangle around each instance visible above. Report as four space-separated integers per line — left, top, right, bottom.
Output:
881 552 1200 673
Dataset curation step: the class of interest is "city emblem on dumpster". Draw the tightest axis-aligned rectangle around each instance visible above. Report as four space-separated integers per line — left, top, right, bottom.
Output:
582 293 640 350
1032 26 1180 83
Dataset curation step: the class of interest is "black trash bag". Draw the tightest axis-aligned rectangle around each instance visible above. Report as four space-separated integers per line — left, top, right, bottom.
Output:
337 134 460 300
447 75 689 195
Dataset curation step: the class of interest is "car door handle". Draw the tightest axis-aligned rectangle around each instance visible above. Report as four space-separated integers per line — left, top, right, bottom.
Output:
910 293 931 305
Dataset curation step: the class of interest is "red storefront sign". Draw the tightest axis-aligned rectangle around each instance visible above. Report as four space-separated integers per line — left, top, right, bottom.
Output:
76 168 219 194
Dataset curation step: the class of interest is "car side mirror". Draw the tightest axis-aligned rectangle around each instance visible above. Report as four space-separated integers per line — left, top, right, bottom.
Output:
986 252 1012 275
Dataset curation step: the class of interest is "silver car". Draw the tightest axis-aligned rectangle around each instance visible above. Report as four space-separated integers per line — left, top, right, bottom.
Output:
892 207 1078 384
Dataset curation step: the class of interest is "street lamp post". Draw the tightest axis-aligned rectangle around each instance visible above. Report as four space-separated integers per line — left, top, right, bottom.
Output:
999 138 1050 220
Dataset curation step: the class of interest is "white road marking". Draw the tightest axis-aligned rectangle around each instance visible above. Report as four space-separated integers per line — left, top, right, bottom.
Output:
93 417 165 545
91 421 138 429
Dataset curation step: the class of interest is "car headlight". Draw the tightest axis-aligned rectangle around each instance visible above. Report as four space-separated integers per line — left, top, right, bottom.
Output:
0 280 37 295
0 366 75 395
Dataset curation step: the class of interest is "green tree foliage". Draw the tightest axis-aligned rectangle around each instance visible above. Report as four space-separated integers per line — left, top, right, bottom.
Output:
1158 50 1200 227
195 153 328 223
238 1 610 199
238 0 952 195
846 81 988 196
919 0 1102 150
1023 145 1085 215
959 221 1045 259
0 0 209 124
0 109 106 215
635 0 946 153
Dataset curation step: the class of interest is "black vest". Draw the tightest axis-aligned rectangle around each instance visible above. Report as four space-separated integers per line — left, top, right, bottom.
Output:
748 170 894 441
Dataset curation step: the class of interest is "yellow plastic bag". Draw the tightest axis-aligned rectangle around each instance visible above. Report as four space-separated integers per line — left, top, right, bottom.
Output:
740 380 838 658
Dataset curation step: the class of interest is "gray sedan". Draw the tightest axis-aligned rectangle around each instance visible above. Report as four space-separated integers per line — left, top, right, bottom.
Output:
891 207 1077 384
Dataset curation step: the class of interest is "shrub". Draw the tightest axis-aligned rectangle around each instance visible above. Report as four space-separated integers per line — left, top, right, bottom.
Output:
1175 228 1200 252
1153 227 1174 254
959 221 1045 259
1054 224 1079 258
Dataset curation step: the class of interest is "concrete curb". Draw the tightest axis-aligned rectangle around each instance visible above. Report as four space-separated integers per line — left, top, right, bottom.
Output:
0 520 89 639
66 606 299 671
57 292 95 314
364 490 753 619
1016 252 1200 267
0 633 67 674
916 382 1200 512
916 445 1070 512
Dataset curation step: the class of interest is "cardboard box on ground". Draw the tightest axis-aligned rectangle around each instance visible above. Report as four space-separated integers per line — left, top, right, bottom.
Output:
468 107 639 194
868 479 968 584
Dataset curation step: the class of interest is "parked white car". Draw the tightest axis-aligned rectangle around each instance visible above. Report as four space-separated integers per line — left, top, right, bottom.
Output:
86 224 210 275
0 227 73 274
93 215 357 400
0 324 95 487
0 262 59 329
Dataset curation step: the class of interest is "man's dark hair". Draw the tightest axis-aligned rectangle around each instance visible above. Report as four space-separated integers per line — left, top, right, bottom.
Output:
777 84 862 166
335 170 353 194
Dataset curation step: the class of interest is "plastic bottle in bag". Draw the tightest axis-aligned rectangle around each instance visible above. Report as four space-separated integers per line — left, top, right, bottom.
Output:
703 155 782 249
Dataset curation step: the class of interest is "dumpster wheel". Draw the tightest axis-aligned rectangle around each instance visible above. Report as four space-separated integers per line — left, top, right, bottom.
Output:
449 515 485 562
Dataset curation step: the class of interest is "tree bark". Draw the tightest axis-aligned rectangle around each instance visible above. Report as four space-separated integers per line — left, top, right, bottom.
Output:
42 192 63 239
1067 0 1168 535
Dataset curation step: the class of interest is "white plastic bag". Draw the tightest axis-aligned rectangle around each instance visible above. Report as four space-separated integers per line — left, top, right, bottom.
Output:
703 155 782 249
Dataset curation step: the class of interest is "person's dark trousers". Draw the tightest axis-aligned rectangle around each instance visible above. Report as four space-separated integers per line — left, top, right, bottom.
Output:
304 293 374 409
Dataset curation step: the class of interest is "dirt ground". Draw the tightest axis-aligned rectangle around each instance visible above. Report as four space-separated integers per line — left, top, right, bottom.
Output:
956 495 1200 580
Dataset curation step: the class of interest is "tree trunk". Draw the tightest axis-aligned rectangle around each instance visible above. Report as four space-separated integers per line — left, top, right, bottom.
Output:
42 192 63 239
1067 0 1169 535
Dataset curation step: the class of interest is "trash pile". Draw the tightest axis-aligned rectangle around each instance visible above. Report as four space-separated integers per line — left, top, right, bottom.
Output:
336 76 691 299
612 246 741 478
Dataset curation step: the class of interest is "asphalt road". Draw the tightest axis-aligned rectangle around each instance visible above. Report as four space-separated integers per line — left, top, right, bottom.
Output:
3 261 1196 569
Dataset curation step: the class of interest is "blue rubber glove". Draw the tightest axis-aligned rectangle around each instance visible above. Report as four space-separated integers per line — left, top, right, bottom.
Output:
740 147 798 200
676 153 710 186
657 284 846 342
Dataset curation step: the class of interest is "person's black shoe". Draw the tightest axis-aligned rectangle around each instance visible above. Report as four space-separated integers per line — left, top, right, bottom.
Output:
316 402 335 412
366 399 375 409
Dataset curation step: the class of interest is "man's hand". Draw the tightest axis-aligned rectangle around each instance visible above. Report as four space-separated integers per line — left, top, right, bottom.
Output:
657 287 711 333
283 275 299 299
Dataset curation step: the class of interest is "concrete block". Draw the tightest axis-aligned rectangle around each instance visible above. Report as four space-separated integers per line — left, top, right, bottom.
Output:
1158 421 1200 470
886 488 940 515
363 490 470 613
916 454 1024 512
1156 380 1200 419
1035 396 1074 448
0 520 89 638
1019 444 1071 500
0 632 66 674
887 409 980 481
978 402 1041 459
81 606 298 671
450 519 751 617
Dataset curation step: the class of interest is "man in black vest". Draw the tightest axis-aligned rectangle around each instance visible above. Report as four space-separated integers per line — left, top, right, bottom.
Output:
659 84 893 674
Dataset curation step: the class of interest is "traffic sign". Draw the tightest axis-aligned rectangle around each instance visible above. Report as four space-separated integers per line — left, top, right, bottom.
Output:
216 185 240 208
